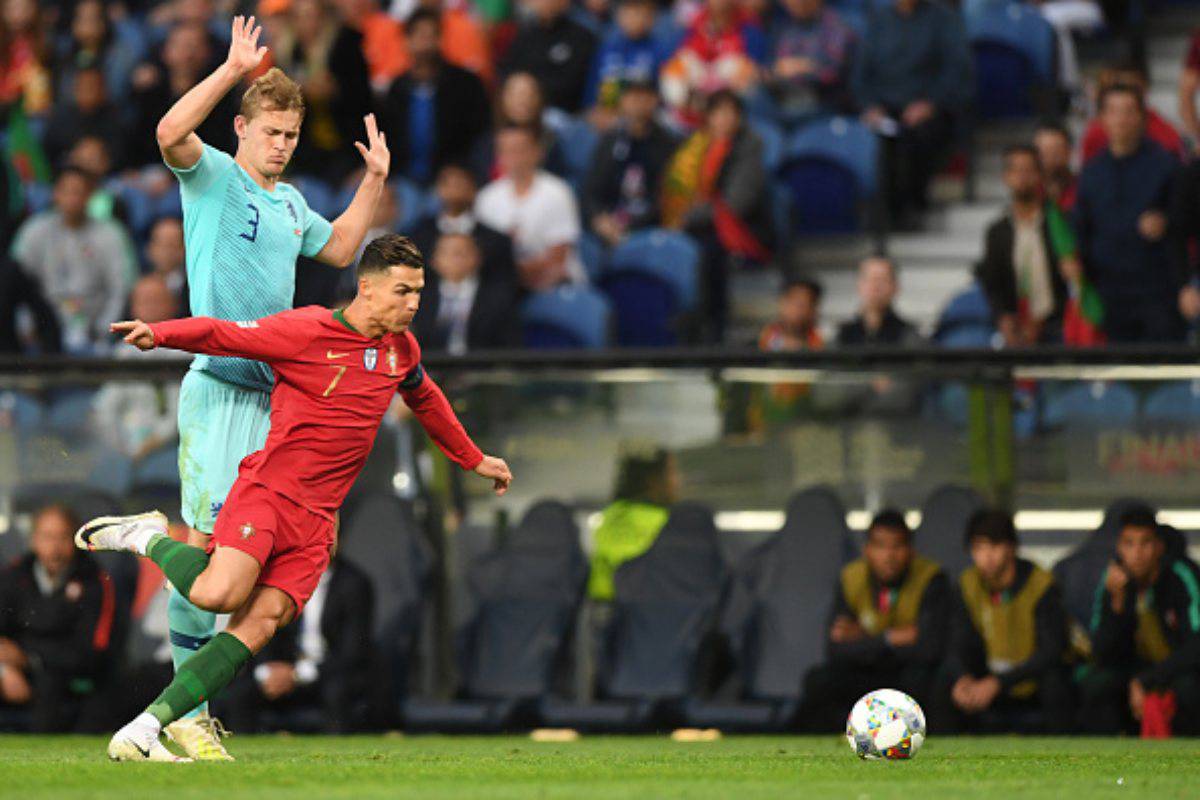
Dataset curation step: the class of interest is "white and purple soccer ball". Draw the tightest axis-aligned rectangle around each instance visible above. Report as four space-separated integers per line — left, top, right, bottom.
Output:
846 689 926 760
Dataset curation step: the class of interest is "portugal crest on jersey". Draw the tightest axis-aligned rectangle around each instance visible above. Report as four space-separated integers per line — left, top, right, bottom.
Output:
363 348 378 371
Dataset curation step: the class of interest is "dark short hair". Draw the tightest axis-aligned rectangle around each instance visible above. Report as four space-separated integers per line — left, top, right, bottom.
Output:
33 503 81 534
1035 120 1073 146
358 234 424 279
613 442 672 503
705 88 743 116
1098 83 1145 115
55 163 95 187
868 508 912 543
965 508 1017 548
436 161 476 184
1003 144 1039 165
1118 503 1159 534
407 7 442 36
782 277 823 303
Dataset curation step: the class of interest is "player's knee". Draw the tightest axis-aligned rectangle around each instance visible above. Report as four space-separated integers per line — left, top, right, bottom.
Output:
233 613 285 653
189 580 252 614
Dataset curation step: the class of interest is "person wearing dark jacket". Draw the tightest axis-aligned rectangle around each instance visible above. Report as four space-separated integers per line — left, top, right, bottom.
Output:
0 255 61 355
801 510 949 731
852 0 973 228
411 232 520 353
500 0 597 113
937 510 1072 734
1074 85 1182 342
216 556 375 733
583 78 677 246
976 145 1070 346
0 504 117 732
380 9 490 187
1079 506 1200 735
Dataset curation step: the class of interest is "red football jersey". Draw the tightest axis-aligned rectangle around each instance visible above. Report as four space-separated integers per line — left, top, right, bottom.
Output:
150 306 483 519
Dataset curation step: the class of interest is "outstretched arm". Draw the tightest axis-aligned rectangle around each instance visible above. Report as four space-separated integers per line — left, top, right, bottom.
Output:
399 367 512 495
314 115 390 268
113 314 306 363
156 15 268 169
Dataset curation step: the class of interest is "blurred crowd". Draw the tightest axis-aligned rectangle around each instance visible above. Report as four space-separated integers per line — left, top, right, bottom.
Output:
0 0 1197 354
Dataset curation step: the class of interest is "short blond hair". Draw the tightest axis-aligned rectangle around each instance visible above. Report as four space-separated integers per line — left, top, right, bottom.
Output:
240 67 305 121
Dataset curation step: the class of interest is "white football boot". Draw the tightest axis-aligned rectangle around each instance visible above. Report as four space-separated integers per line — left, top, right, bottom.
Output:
107 715 191 763
75 511 168 555
165 713 235 762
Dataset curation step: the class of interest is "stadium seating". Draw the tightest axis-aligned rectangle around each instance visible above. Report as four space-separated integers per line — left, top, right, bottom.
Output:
1142 381 1200 424
404 501 586 731
933 283 995 344
779 117 878 234
1041 381 1139 430
684 486 850 731
967 4 1057 119
577 231 608 283
540 503 727 731
521 285 612 349
601 229 700 346
915 484 985 578
551 116 600 193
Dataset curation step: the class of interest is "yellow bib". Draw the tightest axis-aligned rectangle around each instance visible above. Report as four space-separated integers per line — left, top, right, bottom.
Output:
841 557 941 636
960 564 1055 699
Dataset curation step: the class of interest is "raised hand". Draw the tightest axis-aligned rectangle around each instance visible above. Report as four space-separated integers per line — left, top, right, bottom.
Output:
354 114 390 179
474 455 513 496
225 15 268 77
111 320 157 351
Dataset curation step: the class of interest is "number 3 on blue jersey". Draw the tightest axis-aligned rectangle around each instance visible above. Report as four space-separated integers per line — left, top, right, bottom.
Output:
239 202 260 242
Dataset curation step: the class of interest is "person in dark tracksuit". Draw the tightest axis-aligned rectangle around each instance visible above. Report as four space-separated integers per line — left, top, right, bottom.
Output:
1078 505 1200 735
937 509 1072 733
800 510 949 731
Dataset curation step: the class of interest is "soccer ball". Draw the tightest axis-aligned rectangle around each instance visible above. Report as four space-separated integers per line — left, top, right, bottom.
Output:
845 689 926 760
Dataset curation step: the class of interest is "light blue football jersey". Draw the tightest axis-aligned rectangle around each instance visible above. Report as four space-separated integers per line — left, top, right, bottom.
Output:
170 144 333 391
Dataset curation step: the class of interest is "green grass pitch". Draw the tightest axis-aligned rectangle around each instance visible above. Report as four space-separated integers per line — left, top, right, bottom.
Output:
3 735 1199 799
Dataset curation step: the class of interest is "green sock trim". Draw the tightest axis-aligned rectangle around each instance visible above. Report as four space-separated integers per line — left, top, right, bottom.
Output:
146 632 253 726
147 537 210 598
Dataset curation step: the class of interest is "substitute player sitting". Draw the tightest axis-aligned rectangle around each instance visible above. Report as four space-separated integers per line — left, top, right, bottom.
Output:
77 235 512 762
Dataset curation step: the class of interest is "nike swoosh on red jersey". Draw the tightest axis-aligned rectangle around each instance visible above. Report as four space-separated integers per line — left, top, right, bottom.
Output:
326 350 350 359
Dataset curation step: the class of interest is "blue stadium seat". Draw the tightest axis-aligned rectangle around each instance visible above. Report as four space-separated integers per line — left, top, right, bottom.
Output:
748 118 785 174
0 391 43 429
780 117 878 234
1143 382 1200 424
522 285 611 349
577 231 608 282
936 283 994 334
1041 381 1138 429
554 117 600 192
44 388 95 434
967 4 1057 119
601 229 699 347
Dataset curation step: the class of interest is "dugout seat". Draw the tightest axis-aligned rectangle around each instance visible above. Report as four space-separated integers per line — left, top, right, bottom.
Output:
540 503 728 731
1041 381 1138 430
684 486 850 731
1143 381 1200 424
916 484 985 579
601 229 699 347
779 117 878 235
403 501 586 732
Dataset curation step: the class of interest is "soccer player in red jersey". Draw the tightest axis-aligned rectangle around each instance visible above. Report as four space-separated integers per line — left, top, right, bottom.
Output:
76 234 512 761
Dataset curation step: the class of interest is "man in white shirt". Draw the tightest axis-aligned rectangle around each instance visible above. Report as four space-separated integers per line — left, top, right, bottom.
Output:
474 124 586 290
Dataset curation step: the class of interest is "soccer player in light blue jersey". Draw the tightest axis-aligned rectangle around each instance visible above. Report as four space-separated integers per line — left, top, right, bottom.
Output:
151 15 389 759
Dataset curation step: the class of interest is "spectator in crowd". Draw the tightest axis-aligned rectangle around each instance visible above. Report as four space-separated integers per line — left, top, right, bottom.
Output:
42 66 127 170
380 8 490 187
976 145 1069 346
475 124 587 290
583 78 677 247
584 0 668 130
1033 121 1077 211
0 0 53 114
1180 29 1200 151
766 0 855 126
1074 85 1182 343
11 166 134 354
471 71 568 181
759 277 823 352
660 0 767 130
0 504 117 732
836 256 918 346
411 232 519 353
1079 506 1200 735
66 136 137 231
128 21 236 169
143 217 188 307
271 0 374 184
411 163 517 288
940 510 1072 734
501 0 597 113
93 275 183 462
662 90 772 342
217 553 376 733
0 253 61 355
1081 62 1184 164
330 0 407 90
53 0 142 104
387 0 494 85
587 443 680 602
852 0 972 229
802 510 949 732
